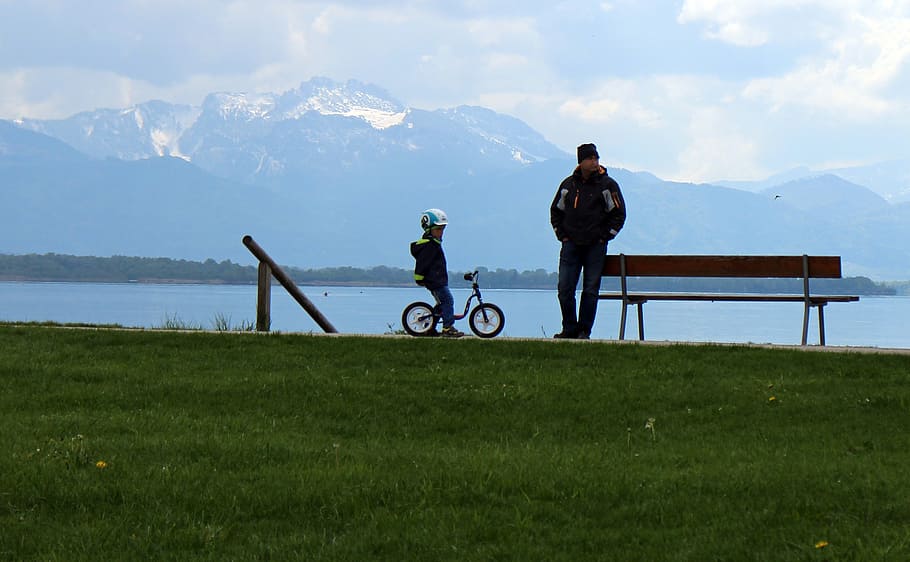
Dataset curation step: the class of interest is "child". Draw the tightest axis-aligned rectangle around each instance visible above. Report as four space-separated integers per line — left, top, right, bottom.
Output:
410 208 464 338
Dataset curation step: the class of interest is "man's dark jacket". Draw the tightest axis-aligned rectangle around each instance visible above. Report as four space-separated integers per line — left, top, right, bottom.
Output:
550 165 626 244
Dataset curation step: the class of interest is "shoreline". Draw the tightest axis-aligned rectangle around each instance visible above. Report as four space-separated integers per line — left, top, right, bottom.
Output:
0 277 416 288
1 277 903 295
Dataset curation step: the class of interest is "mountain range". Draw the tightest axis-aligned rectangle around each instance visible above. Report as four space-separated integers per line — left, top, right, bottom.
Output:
3 77 909 280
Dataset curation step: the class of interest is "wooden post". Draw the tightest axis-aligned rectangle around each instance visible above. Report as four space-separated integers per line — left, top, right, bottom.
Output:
256 262 271 332
242 235 338 334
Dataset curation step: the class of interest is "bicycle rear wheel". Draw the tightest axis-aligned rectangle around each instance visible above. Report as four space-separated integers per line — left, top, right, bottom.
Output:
468 303 504 338
402 301 439 336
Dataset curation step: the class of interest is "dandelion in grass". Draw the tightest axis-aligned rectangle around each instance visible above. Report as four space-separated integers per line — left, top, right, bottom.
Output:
95 460 108 469
645 418 656 441
815 540 829 549
769 396 777 402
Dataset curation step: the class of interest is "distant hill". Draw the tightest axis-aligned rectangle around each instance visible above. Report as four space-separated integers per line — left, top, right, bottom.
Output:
829 159 910 203
0 120 86 164
760 174 890 221
717 162 910 204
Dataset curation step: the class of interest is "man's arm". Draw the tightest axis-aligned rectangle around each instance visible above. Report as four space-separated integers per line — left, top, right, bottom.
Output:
550 182 569 240
602 178 626 240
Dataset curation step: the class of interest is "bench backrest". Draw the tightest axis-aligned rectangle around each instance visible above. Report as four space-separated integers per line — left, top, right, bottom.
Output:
603 255 843 279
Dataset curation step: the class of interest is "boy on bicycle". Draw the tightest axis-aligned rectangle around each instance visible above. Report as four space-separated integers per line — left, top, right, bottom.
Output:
410 208 464 338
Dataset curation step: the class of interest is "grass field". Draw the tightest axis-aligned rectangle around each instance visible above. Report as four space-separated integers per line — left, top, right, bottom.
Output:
2 325 909 561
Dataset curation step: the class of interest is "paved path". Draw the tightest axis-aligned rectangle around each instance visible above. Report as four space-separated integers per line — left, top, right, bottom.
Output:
301 331 910 356
11 323 910 356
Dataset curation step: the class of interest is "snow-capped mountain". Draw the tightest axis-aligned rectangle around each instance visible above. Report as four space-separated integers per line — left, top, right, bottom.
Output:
275 77 406 126
190 78 405 127
16 77 566 186
17 100 199 160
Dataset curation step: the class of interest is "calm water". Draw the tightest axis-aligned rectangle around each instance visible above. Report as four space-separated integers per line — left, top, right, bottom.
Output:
1 281 907 348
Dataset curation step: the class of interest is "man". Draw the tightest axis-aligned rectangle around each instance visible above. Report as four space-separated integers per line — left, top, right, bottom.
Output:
549 143 626 339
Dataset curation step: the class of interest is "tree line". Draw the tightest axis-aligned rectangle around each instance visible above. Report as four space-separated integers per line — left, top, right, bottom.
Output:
0 252 897 294
0 253 554 288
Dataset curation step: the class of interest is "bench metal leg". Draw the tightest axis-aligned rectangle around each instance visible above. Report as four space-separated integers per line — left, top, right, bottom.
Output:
817 303 826 346
801 303 810 346
619 301 628 340
637 302 645 340
802 303 828 346
619 301 646 341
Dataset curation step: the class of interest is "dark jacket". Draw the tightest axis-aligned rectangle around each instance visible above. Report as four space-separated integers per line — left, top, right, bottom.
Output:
410 233 448 289
550 165 626 245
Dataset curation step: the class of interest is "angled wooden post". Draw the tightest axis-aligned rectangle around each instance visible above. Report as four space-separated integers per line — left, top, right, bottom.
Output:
242 235 338 334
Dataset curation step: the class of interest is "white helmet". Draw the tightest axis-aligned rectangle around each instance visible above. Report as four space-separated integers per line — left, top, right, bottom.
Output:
420 208 448 231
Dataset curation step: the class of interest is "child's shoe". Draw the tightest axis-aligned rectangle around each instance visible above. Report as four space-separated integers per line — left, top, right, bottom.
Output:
440 326 464 338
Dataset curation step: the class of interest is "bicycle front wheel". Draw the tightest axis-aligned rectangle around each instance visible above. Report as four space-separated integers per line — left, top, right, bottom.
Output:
402 301 439 336
468 303 504 338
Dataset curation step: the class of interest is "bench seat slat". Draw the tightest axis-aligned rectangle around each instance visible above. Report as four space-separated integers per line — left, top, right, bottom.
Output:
598 293 860 303
603 255 843 278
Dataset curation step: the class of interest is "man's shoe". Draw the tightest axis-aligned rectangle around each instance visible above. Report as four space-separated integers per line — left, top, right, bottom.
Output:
576 331 590 340
553 331 578 339
441 326 465 338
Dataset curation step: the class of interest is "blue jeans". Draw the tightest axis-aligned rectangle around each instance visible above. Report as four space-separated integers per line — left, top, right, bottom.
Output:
429 286 456 328
557 241 607 335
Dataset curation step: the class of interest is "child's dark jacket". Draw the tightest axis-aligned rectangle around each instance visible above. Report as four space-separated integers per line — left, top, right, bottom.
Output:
410 233 448 290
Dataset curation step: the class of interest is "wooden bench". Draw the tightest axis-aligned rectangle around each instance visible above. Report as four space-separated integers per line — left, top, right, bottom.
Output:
599 255 859 345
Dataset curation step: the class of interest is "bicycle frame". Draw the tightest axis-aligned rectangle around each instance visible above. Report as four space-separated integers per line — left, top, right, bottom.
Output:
442 271 490 323
454 284 483 320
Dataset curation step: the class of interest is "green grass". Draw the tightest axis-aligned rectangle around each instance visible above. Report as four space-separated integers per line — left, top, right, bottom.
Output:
2 325 909 560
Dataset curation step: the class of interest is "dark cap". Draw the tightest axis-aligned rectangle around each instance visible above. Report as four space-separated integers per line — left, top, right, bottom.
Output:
577 143 599 163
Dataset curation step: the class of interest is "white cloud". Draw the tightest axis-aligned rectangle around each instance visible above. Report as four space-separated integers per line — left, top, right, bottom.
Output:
675 108 764 182
853 12 910 90
707 21 767 47
0 67 143 120
742 65 892 120
466 17 538 48
483 53 531 71
559 97 622 122
311 9 334 35
557 80 662 129
677 0 821 46
741 9 910 118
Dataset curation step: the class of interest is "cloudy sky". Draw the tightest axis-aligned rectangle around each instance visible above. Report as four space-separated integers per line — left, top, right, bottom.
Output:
2 0 909 182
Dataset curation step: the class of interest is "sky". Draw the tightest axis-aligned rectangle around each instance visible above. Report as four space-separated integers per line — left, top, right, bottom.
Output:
1 0 909 182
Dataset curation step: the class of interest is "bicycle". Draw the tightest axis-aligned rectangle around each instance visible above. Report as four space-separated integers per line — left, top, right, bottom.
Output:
401 270 505 338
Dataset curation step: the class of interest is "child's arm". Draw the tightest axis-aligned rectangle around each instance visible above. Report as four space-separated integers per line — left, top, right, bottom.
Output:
412 239 433 286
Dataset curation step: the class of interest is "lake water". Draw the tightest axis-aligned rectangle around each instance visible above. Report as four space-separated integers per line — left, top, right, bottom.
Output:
1 281 907 349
